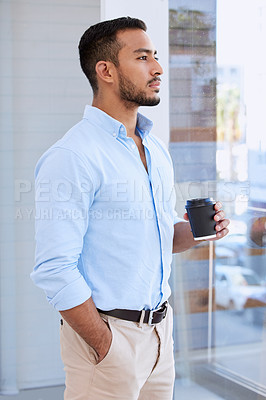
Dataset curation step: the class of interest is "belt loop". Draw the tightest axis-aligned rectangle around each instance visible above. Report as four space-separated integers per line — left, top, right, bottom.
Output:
138 309 145 329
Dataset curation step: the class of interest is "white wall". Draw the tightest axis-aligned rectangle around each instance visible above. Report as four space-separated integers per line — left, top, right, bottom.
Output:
0 0 100 393
101 0 170 146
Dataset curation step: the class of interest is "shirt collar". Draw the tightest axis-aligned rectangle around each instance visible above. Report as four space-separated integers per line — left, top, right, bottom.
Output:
83 105 153 140
136 112 153 140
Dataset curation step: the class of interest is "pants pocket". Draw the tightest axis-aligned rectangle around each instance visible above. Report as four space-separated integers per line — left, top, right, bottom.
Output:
94 319 115 367
60 318 98 366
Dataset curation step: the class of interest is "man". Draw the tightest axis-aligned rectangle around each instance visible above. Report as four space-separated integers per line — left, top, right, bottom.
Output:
31 17 229 400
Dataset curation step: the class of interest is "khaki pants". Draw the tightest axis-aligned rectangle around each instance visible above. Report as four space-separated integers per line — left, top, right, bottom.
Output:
60 305 175 400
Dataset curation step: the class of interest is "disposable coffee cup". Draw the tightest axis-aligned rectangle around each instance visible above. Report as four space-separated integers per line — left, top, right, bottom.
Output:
185 198 216 241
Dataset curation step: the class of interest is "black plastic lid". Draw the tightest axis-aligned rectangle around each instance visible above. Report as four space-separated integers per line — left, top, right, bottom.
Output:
185 197 215 208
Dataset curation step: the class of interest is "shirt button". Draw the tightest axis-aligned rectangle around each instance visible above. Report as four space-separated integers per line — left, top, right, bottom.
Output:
112 132 116 137
120 126 124 132
131 144 135 150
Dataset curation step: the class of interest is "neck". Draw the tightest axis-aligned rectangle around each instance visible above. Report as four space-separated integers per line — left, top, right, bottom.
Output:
92 93 139 138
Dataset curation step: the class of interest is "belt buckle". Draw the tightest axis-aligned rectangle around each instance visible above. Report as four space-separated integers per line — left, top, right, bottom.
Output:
148 302 168 326
148 309 157 326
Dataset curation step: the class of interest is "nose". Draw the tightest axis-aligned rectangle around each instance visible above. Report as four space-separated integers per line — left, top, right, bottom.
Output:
152 58 163 76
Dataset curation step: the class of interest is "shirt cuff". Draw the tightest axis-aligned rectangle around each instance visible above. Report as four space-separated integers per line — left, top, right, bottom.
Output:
48 276 92 311
174 215 185 225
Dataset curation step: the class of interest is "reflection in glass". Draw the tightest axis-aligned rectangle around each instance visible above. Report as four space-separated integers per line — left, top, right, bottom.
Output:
215 5 266 389
170 0 266 398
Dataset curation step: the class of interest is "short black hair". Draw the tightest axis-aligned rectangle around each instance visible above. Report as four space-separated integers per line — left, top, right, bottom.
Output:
78 17 147 93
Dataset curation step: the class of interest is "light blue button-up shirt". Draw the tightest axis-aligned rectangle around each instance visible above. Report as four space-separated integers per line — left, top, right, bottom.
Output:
31 106 182 311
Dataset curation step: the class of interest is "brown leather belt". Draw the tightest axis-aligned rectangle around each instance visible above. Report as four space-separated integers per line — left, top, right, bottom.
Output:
97 301 168 326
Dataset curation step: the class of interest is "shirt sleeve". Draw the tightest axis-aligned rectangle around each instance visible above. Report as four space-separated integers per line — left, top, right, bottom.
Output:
31 147 94 311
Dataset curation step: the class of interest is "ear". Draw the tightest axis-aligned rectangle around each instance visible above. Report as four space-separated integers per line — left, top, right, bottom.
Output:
95 61 115 85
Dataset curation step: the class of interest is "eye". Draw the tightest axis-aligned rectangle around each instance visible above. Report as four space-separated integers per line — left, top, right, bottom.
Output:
155 56 159 61
138 56 147 60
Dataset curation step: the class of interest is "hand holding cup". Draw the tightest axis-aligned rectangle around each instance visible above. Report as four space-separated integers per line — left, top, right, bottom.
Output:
184 198 230 241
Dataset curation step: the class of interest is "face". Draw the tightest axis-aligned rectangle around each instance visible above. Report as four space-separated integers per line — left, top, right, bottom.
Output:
115 29 163 107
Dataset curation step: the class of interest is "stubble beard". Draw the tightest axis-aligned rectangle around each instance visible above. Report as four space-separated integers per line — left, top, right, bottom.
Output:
118 72 160 108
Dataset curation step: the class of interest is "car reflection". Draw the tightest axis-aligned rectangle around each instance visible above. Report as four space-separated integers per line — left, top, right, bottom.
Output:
215 234 247 266
215 265 266 317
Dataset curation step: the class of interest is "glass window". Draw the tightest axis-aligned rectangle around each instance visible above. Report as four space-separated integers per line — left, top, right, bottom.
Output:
169 0 266 398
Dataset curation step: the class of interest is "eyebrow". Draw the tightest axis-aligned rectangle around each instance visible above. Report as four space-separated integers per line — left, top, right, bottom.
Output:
133 48 158 55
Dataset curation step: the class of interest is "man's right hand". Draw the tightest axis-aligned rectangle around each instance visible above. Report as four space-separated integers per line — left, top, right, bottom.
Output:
60 297 112 364
95 320 112 363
